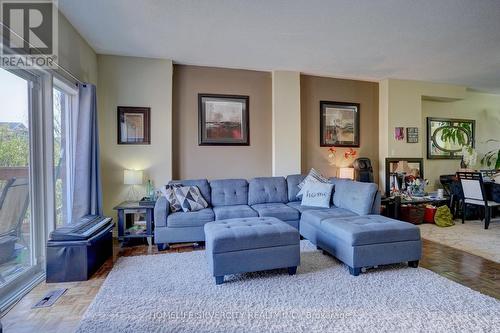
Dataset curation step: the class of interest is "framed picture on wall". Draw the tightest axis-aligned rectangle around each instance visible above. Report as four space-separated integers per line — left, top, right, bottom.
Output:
320 101 360 147
198 94 249 145
117 106 151 144
427 117 475 159
406 127 419 143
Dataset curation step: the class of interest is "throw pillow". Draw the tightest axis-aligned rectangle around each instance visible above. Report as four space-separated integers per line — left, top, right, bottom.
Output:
297 168 329 197
301 182 334 208
174 186 209 212
160 184 183 212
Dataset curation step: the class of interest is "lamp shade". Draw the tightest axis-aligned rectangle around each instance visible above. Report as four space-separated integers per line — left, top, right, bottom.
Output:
124 169 143 185
339 167 355 180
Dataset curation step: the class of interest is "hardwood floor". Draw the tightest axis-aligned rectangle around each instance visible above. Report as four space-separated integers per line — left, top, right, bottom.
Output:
2 239 499 333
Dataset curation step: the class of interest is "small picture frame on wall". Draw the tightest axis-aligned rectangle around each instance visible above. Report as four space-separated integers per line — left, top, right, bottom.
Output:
117 106 151 144
198 94 250 146
394 127 405 141
406 127 419 143
320 101 360 147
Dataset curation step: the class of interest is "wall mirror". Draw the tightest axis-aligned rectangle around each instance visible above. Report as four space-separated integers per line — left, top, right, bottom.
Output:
427 117 475 159
385 158 424 196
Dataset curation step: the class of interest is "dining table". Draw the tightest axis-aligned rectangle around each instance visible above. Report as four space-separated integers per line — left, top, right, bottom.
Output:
484 181 500 202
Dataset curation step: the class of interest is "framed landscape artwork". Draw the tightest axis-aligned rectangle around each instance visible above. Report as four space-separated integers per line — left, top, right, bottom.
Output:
320 101 360 147
117 106 151 144
427 117 475 159
198 94 249 145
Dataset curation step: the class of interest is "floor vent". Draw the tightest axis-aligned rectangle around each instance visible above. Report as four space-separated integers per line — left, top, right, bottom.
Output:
32 288 67 308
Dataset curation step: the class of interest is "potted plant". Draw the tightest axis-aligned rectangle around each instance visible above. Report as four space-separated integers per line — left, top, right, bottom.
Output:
480 139 500 169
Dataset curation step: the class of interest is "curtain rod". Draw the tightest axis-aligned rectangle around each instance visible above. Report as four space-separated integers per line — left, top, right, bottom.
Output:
0 21 86 86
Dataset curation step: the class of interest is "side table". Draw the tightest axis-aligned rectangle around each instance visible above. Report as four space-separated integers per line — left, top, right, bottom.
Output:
113 201 155 246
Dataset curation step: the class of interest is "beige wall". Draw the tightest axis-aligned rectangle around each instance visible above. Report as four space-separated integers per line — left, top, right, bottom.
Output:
98 55 173 218
57 12 97 84
272 71 301 176
172 65 272 180
301 74 379 181
378 79 467 190
422 92 500 190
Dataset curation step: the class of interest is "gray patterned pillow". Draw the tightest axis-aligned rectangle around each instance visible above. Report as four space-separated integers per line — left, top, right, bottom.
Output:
174 186 208 212
160 184 183 212
297 168 328 197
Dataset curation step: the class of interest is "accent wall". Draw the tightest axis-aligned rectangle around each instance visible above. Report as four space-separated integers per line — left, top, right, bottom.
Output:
301 74 379 181
97 55 173 219
172 65 272 180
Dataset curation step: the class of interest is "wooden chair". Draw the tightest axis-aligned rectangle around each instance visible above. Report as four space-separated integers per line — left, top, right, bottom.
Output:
457 172 500 229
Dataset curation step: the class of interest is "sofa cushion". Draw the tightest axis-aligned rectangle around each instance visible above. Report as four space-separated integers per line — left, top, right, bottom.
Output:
248 177 288 205
286 174 306 202
210 179 248 206
332 179 378 215
300 208 357 228
286 201 329 213
175 186 209 212
319 215 421 246
167 208 214 228
169 179 211 205
251 203 300 221
297 168 329 197
213 205 258 220
204 217 299 253
300 181 334 208
160 184 183 212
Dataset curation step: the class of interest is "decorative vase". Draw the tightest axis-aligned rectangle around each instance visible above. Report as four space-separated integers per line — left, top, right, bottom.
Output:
460 156 467 169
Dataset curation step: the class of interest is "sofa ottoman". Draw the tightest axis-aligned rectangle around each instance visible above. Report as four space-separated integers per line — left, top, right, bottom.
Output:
204 217 300 285
316 215 422 276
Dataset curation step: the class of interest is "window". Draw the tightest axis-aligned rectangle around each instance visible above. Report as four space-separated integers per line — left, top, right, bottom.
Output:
53 79 77 226
0 68 44 310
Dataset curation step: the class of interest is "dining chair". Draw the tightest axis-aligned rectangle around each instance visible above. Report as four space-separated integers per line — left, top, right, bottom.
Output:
440 174 460 218
457 172 500 229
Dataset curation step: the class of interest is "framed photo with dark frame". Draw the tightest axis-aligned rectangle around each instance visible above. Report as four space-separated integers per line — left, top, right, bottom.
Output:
427 117 475 159
406 127 419 143
198 94 249 146
117 106 151 145
320 101 360 147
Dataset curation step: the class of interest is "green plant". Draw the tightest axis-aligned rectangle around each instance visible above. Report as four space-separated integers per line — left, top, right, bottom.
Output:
439 122 472 146
481 139 500 169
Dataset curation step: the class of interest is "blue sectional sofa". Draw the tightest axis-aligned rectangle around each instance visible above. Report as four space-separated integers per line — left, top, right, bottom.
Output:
155 175 380 243
154 175 421 275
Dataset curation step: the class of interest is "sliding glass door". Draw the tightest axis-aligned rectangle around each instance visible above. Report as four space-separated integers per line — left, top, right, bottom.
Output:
0 68 43 311
53 80 77 227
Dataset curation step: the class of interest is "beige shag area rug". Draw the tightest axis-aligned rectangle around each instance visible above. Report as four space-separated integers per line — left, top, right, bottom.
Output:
419 219 500 263
76 241 499 333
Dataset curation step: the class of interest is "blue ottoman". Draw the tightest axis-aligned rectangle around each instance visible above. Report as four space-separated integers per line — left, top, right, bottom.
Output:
316 215 422 276
204 217 300 285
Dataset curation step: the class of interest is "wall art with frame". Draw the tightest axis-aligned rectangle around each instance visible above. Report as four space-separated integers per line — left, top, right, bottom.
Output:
320 101 360 147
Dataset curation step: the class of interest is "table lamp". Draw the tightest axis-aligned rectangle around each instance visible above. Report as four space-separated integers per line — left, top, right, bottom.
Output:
124 169 143 201
339 167 355 180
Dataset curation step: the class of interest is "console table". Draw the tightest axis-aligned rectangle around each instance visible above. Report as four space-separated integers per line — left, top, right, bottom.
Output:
114 201 155 246
382 196 450 221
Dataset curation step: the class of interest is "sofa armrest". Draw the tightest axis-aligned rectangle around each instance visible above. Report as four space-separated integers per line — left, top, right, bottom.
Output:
154 196 170 227
371 191 381 215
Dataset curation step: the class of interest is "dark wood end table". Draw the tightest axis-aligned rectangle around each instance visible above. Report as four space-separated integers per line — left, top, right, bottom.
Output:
113 201 155 246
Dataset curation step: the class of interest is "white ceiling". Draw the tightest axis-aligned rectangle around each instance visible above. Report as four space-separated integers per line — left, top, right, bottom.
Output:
59 0 500 93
